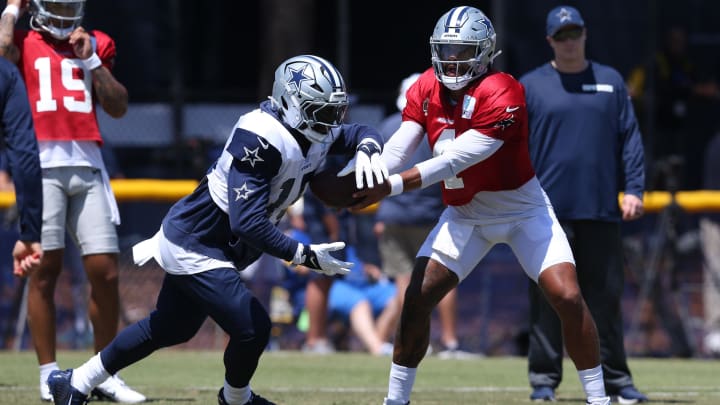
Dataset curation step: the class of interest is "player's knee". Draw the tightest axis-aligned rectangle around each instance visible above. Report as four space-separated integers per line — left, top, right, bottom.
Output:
403 288 435 317
149 312 200 346
548 288 583 316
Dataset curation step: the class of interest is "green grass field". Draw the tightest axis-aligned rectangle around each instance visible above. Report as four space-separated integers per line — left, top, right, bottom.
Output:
1 350 719 404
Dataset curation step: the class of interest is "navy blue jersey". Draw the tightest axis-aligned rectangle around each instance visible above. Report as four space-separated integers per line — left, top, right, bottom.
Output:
0 57 41 241
161 100 382 271
520 61 645 222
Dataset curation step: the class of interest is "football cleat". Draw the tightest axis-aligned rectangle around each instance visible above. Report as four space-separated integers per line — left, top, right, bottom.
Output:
91 374 146 403
47 369 88 405
586 396 611 405
611 385 648 404
383 398 409 405
436 342 484 360
530 385 555 402
218 388 277 405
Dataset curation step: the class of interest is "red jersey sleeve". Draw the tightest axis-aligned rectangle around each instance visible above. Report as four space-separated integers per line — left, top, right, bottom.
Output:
90 30 117 71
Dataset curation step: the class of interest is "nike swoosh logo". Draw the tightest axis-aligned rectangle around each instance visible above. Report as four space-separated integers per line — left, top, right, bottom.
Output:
257 136 269 149
505 106 519 113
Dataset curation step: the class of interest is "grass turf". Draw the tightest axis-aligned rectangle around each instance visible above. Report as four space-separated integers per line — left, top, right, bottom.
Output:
1 350 719 404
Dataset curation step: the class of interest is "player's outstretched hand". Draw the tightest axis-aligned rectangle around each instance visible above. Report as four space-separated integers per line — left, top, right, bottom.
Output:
337 139 388 189
293 242 353 276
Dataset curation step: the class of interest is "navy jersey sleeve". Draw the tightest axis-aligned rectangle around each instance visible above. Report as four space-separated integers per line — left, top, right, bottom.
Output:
0 60 42 242
616 83 645 197
329 123 384 155
225 130 299 261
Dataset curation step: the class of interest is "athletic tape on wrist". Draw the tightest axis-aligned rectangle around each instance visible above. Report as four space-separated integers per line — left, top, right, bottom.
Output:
82 53 102 71
388 174 403 196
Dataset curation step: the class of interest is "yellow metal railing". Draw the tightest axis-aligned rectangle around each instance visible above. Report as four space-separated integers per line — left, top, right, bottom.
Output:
1 179 720 213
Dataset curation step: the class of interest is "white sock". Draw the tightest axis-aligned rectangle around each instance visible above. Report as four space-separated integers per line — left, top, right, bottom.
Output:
386 362 416 404
71 354 111 395
40 362 59 386
578 365 606 399
223 380 251 405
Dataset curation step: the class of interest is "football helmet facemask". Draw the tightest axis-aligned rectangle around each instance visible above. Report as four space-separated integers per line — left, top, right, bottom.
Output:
430 6 499 91
29 0 85 40
271 55 349 144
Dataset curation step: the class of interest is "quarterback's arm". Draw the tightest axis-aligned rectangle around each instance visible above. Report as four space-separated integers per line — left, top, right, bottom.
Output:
69 28 128 118
413 129 503 188
0 0 22 63
350 129 503 209
89 66 128 118
380 121 425 174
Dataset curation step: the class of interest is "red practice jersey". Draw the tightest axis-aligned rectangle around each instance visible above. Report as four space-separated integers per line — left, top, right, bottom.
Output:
403 68 535 206
13 29 117 144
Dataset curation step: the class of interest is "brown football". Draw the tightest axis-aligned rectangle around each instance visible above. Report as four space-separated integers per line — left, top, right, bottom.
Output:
309 169 362 208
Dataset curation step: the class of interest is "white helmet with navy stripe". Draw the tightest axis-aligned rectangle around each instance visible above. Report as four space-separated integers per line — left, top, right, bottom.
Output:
271 55 349 144
430 6 498 91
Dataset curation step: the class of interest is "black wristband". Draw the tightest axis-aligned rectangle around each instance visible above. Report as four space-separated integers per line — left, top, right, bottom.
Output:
301 244 321 270
357 140 381 156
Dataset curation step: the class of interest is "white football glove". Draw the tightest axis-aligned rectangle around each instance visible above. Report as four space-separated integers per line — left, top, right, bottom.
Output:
292 242 353 276
337 139 389 189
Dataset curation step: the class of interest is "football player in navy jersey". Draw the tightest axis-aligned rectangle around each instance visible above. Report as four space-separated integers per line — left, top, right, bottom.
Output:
46 54 388 405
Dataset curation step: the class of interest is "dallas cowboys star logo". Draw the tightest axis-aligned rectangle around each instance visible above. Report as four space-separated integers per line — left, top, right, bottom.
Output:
556 7 573 23
287 64 312 91
240 146 264 167
233 183 255 201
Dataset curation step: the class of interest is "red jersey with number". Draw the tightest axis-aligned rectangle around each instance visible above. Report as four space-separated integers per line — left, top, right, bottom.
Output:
13 29 116 144
402 68 535 206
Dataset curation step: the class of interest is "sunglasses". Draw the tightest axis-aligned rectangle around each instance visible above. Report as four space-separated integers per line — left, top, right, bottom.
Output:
552 28 583 42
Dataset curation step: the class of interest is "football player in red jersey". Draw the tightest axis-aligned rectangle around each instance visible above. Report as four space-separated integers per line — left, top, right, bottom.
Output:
349 6 610 405
0 0 145 402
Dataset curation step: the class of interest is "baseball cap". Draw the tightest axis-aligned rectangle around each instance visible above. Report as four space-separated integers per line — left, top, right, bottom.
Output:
546 6 585 37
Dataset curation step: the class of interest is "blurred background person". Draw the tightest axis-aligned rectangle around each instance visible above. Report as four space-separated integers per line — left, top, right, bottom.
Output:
626 25 719 190
299 188 348 354
520 5 647 403
700 132 720 357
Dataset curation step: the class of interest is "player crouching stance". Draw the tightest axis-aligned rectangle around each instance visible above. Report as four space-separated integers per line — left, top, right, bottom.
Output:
46 54 388 405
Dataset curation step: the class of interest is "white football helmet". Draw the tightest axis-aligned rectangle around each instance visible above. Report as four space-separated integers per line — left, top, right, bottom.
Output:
271 55 349 144
29 0 85 40
430 6 498 90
